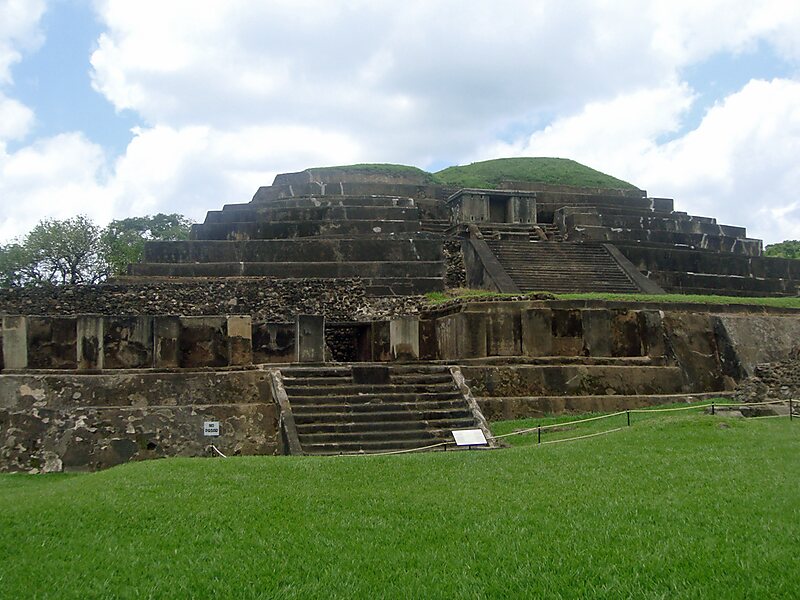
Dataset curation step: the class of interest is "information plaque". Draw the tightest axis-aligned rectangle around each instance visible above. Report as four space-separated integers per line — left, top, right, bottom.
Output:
452 428 488 446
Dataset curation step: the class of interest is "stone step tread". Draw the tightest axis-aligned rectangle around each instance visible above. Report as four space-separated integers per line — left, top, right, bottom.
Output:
287 392 465 404
282 374 454 386
295 418 476 434
300 437 456 455
282 383 457 395
298 427 469 442
292 407 474 421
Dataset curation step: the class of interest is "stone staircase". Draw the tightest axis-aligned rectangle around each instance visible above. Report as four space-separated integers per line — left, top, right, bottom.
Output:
479 223 563 242
279 365 491 455
484 240 640 293
128 194 447 296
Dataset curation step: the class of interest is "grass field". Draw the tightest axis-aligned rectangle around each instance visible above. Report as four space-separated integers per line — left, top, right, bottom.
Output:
425 288 800 309
2 413 799 598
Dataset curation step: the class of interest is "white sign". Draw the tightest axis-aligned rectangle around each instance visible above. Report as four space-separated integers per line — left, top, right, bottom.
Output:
452 428 488 446
203 421 220 437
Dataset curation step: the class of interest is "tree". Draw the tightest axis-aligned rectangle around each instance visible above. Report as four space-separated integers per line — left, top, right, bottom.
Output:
0 216 108 286
101 213 193 276
764 240 800 260
0 213 193 287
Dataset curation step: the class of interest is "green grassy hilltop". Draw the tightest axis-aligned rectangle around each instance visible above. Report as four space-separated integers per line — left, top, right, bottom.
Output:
308 157 640 190
435 157 639 190
2 415 799 598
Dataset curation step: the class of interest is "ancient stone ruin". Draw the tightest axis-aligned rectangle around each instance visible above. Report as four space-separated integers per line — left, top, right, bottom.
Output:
1 161 798 471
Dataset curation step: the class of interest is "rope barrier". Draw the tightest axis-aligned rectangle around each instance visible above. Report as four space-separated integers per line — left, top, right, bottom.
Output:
337 441 449 457
538 427 624 445
210 445 228 458
336 399 795 458
491 410 627 439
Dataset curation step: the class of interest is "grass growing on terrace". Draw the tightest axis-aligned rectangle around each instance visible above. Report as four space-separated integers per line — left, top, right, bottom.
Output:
306 163 442 185
424 288 800 309
2 416 799 598
435 157 640 190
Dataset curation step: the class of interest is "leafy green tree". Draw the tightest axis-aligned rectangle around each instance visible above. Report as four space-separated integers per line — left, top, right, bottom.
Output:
0 213 193 287
0 216 108 286
764 240 800 260
101 213 193 276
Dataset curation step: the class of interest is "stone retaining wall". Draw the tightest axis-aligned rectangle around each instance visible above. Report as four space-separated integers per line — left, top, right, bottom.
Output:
0 279 426 321
0 370 280 472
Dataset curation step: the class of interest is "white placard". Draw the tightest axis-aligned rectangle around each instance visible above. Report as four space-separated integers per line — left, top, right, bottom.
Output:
452 428 488 446
203 421 220 437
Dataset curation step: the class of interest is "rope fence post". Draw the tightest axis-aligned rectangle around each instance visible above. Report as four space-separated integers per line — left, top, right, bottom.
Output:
711 402 715 416
537 425 541 444
790 398 793 421
626 410 630 427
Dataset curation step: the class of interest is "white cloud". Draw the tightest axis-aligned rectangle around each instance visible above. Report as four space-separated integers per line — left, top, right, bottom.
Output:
0 92 33 140
3 0 800 248
486 78 800 244
0 132 109 241
0 0 45 85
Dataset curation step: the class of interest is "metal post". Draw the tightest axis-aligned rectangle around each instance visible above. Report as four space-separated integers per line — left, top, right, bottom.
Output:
790 398 793 421
537 426 541 444
711 402 715 416
626 410 631 427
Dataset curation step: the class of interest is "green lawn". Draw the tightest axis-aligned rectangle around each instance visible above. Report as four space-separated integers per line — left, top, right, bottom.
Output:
425 288 800 309
2 414 799 598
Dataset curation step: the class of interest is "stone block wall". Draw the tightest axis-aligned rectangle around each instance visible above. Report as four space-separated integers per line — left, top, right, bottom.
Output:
430 303 665 360
0 370 280 472
2 315 254 370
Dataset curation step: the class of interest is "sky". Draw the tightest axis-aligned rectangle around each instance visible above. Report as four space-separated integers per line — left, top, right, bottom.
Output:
0 0 799 245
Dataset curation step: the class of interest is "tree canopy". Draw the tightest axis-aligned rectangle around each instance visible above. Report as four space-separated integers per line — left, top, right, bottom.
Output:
0 213 193 287
764 240 800 260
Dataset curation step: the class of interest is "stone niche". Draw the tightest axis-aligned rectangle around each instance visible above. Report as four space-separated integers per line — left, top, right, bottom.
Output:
1 314 256 371
447 189 537 224
27 316 77 369
432 303 666 360
252 322 295 363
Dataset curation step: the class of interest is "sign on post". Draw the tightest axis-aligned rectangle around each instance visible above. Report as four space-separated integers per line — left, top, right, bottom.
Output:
452 428 488 446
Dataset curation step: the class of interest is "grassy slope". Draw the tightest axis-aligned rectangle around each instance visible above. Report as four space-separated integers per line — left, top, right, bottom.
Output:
307 157 641 190
435 157 639 190
425 289 800 309
2 416 799 598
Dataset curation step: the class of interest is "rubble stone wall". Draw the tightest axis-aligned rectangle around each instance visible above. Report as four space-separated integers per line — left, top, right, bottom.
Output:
0 369 280 472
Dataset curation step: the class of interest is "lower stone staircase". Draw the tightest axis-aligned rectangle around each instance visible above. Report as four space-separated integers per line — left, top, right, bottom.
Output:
485 239 641 293
277 364 492 455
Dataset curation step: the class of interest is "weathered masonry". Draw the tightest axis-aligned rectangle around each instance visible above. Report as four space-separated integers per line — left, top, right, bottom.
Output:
1 164 799 472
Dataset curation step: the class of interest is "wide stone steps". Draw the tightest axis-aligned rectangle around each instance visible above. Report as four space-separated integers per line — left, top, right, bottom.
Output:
142 238 443 263
485 240 640 294
301 437 453 455
210 205 420 222
280 365 489 455
292 407 474 424
129 261 444 278
282 382 458 396
286 392 464 405
295 417 475 435
250 195 417 208
192 219 420 240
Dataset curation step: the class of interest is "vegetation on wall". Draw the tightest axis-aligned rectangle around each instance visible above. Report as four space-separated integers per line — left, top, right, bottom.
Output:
0 213 193 287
